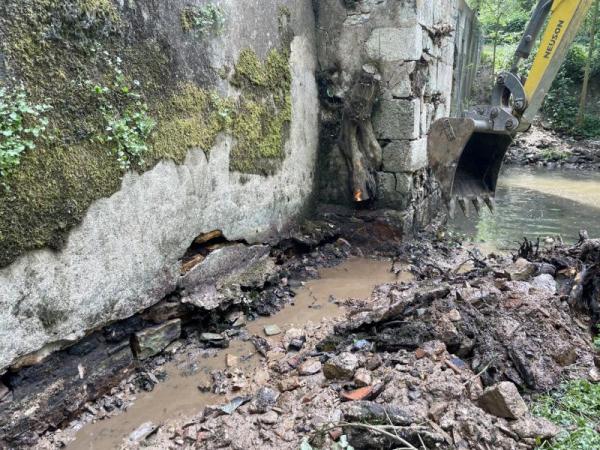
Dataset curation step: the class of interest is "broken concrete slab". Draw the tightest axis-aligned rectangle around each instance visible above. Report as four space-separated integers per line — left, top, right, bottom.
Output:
131 320 181 360
478 382 528 419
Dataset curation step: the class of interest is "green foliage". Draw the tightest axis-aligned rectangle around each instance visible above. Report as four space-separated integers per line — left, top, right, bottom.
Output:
90 58 156 169
102 103 155 169
532 379 600 449
543 62 600 138
0 86 51 179
181 4 225 37
539 148 568 162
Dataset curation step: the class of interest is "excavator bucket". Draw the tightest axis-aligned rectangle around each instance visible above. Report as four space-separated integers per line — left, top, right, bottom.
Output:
427 117 514 216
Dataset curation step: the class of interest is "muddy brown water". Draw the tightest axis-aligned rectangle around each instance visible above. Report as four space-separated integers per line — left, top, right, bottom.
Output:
451 166 600 251
67 258 408 450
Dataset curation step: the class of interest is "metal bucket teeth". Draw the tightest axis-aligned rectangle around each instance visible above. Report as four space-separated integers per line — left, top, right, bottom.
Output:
472 197 483 216
457 197 469 217
483 196 495 213
428 117 513 216
447 198 457 219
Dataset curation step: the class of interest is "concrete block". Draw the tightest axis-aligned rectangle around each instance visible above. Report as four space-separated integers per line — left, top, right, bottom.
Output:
381 61 416 98
395 172 414 195
382 138 428 172
376 172 397 200
373 98 421 140
422 102 435 135
417 0 435 27
366 26 422 62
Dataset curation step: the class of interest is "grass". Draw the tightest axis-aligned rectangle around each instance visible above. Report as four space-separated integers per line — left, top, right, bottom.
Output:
532 379 600 449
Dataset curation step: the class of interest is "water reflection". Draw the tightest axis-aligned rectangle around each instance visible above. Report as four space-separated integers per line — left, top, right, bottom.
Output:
451 167 600 251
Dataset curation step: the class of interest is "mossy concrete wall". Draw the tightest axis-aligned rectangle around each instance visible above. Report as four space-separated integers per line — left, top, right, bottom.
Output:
0 0 318 373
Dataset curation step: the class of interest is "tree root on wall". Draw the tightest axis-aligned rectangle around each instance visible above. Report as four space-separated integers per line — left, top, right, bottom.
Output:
338 70 382 202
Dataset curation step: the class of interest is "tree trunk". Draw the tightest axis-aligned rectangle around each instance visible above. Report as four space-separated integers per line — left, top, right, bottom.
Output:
577 0 599 127
338 71 382 202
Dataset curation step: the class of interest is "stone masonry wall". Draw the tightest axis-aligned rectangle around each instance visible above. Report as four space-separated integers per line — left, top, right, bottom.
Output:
316 0 481 232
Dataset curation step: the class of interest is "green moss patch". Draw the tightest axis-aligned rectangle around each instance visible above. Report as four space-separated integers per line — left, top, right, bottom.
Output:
0 0 293 267
229 48 292 174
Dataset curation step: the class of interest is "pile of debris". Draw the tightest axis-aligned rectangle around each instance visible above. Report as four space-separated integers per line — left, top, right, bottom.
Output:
505 125 600 170
116 230 599 450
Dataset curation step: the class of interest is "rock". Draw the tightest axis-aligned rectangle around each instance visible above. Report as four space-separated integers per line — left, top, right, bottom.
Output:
530 274 557 295
259 411 279 425
283 328 305 351
251 336 271 357
478 382 528 419
341 401 427 426
507 258 536 281
264 325 282 337
218 396 252 415
251 387 280 414
226 311 246 327
445 309 462 322
0 381 10 402
509 416 561 440
200 332 229 348
298 359 322 376
225 354 239 368
536 263 557 277
351 339 372 352
341 386 374 402
428 402 449 422
128 422 158 444
353 368 372 387
278 377 301 392
201 332 225 342
323 352 359 380
365 354 383 370
131 320 181 360
288 338 305 351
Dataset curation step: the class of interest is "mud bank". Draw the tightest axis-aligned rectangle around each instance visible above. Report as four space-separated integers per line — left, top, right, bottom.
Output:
32 223 600 450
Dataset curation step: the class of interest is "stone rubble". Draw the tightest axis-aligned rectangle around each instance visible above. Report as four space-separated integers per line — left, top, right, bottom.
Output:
33 225 600 450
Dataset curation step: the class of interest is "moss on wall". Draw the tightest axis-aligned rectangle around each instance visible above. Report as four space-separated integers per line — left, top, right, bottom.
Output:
230 48 292 173
0 0 293 268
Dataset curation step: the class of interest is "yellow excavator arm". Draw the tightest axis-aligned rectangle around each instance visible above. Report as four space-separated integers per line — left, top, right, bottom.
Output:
522 0 594 127
427 0 593 216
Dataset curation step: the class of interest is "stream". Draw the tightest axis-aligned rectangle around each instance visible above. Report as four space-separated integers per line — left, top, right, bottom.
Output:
451 166 600 252
67 258 410 450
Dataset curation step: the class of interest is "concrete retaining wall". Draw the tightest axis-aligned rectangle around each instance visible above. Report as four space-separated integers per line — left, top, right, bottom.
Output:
0 0 319 374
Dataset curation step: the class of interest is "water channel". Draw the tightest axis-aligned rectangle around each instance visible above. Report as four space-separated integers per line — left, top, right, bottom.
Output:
451 166 600 252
